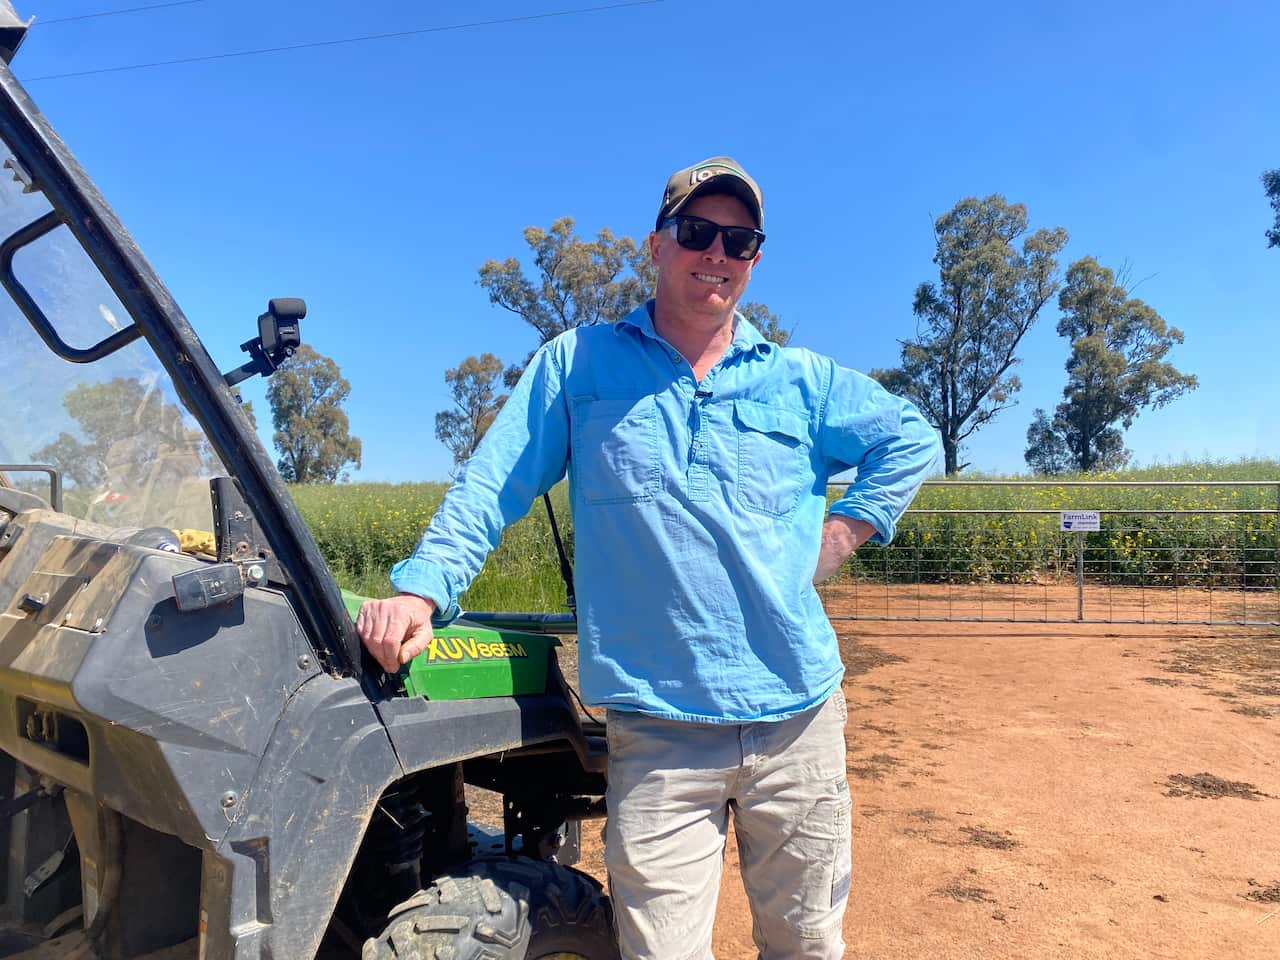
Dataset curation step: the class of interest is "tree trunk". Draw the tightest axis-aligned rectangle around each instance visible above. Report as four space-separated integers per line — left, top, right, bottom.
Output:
943 436 960 476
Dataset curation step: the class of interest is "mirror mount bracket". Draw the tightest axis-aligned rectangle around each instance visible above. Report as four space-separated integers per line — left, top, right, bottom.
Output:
223 298 304 387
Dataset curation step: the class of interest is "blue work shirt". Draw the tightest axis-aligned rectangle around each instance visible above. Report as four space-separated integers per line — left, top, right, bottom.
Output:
392 301 940 723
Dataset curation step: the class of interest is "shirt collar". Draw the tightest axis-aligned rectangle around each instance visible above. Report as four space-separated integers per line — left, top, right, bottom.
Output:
616 300 774 359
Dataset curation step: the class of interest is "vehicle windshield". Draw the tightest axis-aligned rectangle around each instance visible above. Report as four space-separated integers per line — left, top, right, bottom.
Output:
0 140 220 533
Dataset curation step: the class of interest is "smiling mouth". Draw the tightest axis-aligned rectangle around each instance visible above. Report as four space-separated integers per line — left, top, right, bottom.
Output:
693 272 727 285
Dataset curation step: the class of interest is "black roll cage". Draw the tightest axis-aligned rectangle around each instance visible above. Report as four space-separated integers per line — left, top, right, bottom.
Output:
0 61 362 674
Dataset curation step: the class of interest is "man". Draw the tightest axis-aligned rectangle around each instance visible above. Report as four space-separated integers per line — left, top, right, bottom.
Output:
358 157 941 959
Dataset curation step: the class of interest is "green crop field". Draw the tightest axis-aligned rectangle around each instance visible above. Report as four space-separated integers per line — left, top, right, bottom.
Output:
291 481 574 611
848 460 1280 587
292 459 1280 612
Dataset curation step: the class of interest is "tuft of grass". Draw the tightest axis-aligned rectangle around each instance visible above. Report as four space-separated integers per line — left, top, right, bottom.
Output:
960 826 1020 850
1164 772 1266 800
934 883 996 904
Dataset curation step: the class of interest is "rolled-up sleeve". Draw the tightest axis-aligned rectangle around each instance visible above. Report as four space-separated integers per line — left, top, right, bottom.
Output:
391 342 570 622
818 360 941 544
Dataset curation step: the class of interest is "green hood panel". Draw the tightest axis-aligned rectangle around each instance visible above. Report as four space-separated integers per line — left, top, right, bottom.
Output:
342 589 554 699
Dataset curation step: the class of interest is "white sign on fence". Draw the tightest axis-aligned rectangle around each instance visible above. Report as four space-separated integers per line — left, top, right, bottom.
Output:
1059 510 1101 532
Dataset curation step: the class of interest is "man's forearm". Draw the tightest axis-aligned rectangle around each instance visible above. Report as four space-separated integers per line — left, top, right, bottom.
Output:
813 515 877 583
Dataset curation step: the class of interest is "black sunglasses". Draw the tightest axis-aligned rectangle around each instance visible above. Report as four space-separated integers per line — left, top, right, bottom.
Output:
661 215 765 261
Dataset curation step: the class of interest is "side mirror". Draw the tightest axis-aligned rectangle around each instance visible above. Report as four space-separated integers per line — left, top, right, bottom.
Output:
224 298 305 387
258 297 303 357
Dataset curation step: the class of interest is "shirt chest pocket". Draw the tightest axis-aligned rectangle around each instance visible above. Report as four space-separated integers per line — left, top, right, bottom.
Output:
734 399 812 518
572 396 661 504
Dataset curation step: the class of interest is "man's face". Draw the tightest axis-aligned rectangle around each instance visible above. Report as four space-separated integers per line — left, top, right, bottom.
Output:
650 192 761 320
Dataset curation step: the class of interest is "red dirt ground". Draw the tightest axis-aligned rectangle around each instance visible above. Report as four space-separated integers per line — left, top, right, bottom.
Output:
564 586 1280 959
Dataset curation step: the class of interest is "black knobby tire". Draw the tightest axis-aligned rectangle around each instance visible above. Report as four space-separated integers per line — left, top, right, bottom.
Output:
515 858 618 960
364 857 619 960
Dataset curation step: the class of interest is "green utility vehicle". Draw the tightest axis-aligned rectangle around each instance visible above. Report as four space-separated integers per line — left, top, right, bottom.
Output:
0 6 615 958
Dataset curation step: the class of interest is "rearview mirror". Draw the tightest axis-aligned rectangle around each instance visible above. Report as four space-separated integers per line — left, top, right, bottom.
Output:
223 298 305 387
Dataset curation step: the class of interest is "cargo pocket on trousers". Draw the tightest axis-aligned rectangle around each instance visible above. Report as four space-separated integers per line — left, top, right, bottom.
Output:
793 776 853 938
829 778 852 908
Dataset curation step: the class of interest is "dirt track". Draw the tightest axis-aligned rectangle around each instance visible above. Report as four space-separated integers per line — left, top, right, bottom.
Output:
563 587 1280 959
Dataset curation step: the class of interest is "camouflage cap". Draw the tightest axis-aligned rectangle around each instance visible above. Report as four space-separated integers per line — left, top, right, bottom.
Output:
656 156 763 231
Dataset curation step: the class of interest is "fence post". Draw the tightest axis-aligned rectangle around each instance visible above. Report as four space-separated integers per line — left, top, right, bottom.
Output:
1076 530 1085 621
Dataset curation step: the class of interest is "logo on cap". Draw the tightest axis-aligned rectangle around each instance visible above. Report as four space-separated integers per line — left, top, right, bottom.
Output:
690 162 746 186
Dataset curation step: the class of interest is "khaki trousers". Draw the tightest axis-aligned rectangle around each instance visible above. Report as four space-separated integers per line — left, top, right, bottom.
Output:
604 693 851 960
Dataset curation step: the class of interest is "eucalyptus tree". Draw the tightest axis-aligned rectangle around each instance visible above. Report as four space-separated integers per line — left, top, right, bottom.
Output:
1036 257 1197 471
873 195 1068 474
1263 169 1280 248
268 345 362 483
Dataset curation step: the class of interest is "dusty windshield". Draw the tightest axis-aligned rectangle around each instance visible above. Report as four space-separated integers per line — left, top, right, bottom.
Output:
0 145 219 532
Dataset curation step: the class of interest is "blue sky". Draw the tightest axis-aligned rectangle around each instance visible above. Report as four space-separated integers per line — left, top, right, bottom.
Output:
12 0 1279 481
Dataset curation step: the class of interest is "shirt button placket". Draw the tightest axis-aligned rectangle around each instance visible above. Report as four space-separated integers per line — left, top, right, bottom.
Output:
688 441 709 500
688 381 712 500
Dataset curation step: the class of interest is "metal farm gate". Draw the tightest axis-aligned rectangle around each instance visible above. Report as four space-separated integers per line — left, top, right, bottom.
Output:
819 480 1280 626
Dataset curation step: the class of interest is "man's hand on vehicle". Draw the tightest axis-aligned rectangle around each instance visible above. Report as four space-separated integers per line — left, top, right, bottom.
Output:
356 593 437 673
813 515 876 584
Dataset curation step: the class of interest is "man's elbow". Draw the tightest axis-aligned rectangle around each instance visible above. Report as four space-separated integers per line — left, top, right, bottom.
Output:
906 420 943 476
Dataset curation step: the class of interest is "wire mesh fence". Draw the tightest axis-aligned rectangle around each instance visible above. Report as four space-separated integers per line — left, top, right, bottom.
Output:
818 480 1280 626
